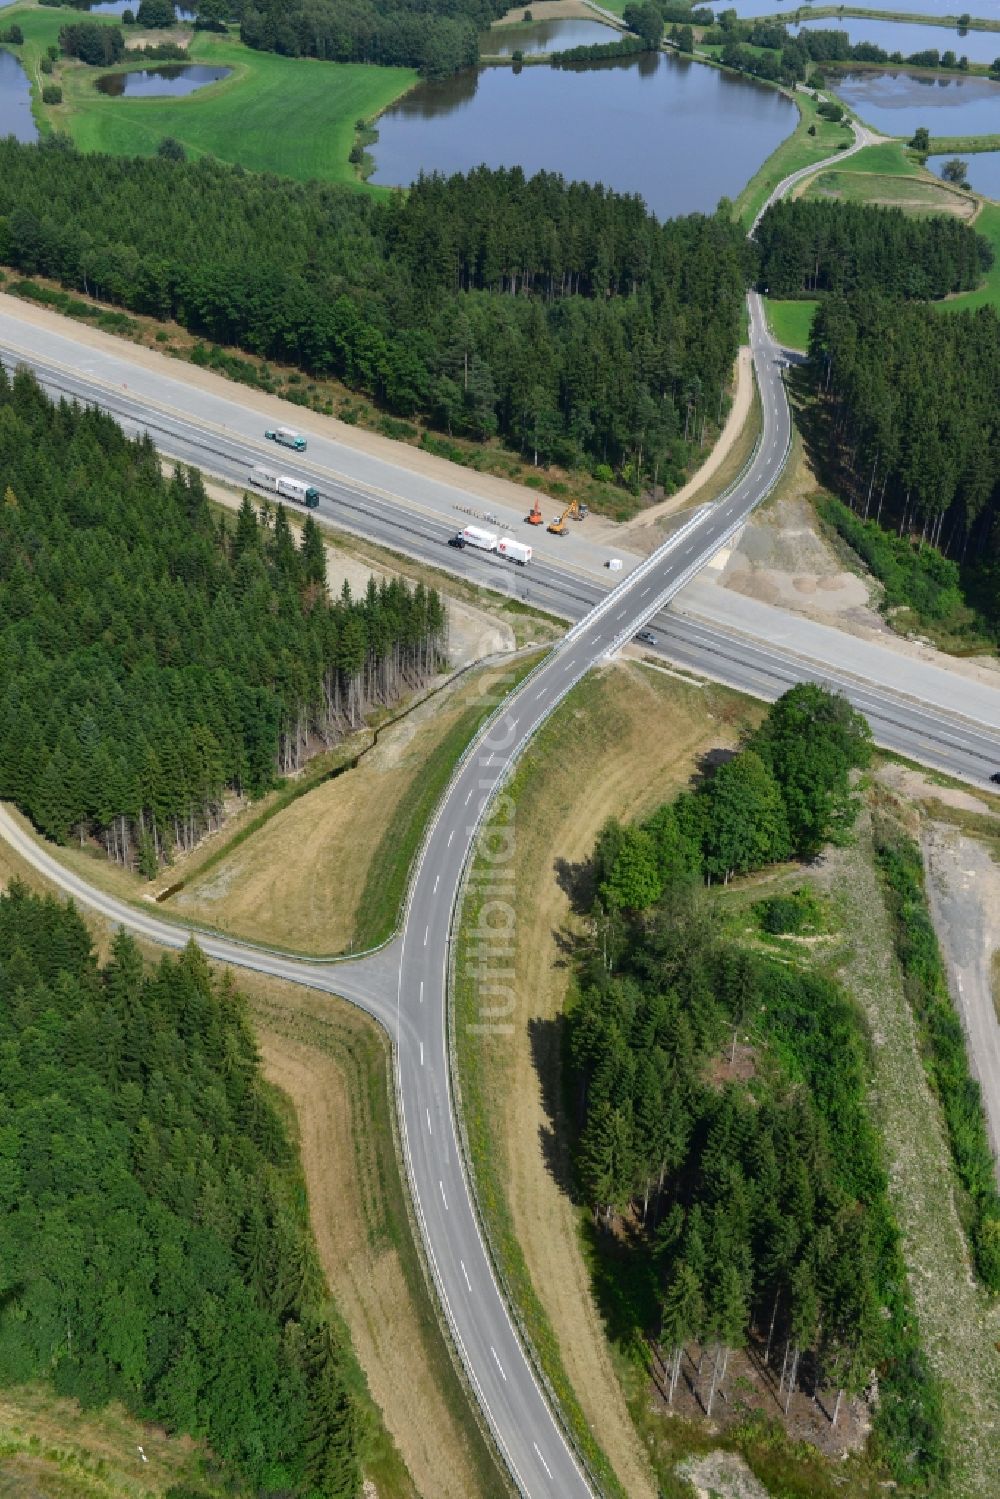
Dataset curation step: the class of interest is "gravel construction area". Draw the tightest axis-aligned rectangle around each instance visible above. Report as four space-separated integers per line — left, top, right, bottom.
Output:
922 823 1000 1183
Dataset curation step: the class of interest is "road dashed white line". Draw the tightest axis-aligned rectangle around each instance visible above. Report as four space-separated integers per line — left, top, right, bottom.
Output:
533 1443 554 1480
423 925 429 946
447 829 455 847
433 874 440 893
426 1108 432 1135
438 1180 448 1211
490 1346 507 1382
419 1041 424 1066
461 1259 472 1292
419 980 424 1004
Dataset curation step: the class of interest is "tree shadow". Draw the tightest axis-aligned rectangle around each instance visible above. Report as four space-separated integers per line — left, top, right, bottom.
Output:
528 1012 577 1198
553 854 595 916
581 1211 661 1354
694 745 738 782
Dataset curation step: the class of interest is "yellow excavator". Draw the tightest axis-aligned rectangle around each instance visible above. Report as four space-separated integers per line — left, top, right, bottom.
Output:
547 499 589 535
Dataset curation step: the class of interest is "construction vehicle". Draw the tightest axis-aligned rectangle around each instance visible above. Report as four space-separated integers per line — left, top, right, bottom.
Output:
547 499 588 535
526 500 544 525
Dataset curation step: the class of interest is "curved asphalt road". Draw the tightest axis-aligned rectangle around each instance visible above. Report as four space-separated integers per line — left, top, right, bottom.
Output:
3 122 995 1496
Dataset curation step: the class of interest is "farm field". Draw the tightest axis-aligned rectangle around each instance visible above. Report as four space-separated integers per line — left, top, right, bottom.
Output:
3 8 416 181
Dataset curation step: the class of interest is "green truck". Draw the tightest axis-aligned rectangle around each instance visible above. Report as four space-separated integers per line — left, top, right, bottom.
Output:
265 425 307 452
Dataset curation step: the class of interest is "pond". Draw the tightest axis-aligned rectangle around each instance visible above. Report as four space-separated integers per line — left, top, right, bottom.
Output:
927 149 1000 199
831 69 1000 136
369 51 797 219
792 15 1000 66
482 17 621 56
0 48 36 142
724 0 1000 18
95 63 231 96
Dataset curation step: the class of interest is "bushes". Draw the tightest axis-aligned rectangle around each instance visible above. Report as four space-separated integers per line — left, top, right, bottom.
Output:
817 495 967 626
756 886 825 935
874 824 1000 1292
41 84 63 105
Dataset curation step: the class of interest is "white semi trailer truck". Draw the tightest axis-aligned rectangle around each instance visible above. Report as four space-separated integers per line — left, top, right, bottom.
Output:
249 466 320 509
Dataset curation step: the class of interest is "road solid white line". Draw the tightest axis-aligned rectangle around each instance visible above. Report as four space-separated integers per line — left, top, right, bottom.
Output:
491 1346 507 1382
533 1442 554 1481
439 1180 448 1211
461 1260 472 1292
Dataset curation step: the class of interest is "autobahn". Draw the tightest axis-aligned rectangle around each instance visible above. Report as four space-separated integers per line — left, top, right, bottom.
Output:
2 118 999 1498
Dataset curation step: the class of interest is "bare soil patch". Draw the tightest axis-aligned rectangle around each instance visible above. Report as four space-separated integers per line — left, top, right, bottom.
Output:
482 665 764 1497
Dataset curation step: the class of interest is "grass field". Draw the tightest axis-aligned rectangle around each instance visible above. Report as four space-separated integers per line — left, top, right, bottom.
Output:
735 89 856 227
0 1383 228 1499
940 199 1000 309
765 297 817 349
3 8 415 181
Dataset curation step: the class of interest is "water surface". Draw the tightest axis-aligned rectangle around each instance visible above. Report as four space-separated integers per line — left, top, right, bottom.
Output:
0 49 36 142
95 63 230 96
793 15 1000 64
927 148 1000 197
370 51 796 219
483 17 620 56
725 0 1000 18
831 68 1000 135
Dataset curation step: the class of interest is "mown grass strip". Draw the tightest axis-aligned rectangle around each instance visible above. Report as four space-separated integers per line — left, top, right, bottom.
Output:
873 819 1000 1291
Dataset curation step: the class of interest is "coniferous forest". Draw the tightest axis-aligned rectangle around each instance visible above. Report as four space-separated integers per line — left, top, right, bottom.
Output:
0 883 361 1496
0 368 446 873
0 144 751 487
755 199 992 301
807 295 1000 573
568 688 946 1490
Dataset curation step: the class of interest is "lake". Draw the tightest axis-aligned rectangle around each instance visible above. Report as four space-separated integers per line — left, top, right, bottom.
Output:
95 63 231 96
369 51 797 219
831 69 1000 136
0 49 36 142
483 17 620 56
792 15 1000 66
927 149 1000 198
725 0 1000 18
